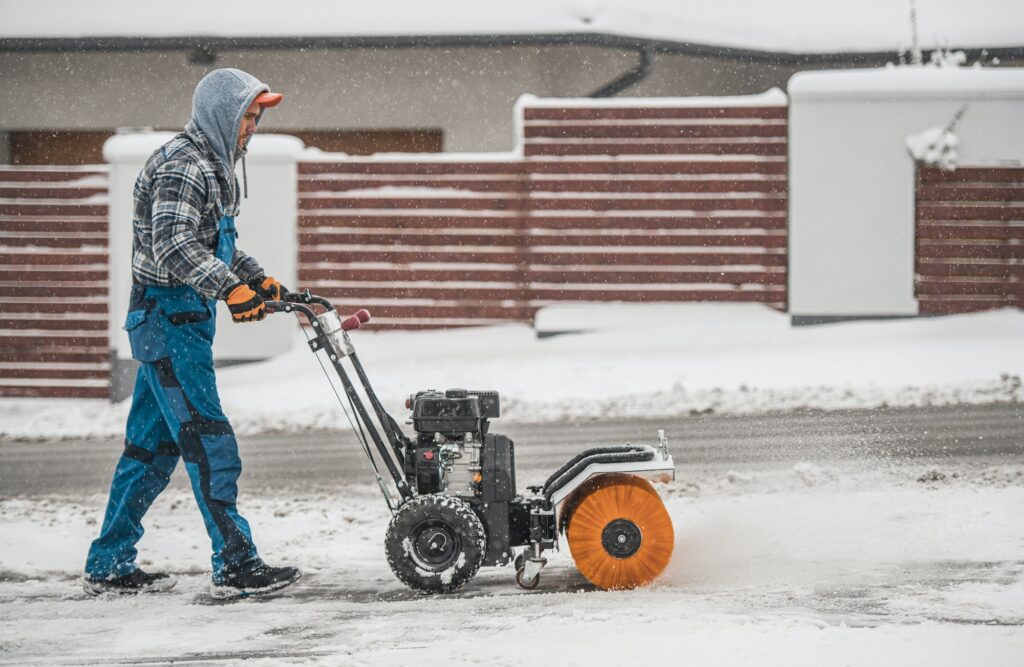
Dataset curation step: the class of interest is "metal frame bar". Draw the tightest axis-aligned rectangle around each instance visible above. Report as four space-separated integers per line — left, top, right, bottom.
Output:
268 295 413 501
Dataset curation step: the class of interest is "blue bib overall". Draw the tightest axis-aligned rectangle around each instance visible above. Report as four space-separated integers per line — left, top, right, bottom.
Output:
86 217 260 581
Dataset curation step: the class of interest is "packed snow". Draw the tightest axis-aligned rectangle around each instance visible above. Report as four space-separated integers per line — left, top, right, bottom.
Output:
1 304 1022 441
1 463 1022 664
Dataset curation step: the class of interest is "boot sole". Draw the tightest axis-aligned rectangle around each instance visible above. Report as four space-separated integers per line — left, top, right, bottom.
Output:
209 570 302 600
82 576 177 596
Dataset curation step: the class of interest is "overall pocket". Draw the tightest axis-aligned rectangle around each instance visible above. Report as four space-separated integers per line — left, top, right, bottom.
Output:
157 289 213 326
124 309 167 362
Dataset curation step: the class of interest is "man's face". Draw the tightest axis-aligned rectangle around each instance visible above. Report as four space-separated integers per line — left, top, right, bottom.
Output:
237 99 260 151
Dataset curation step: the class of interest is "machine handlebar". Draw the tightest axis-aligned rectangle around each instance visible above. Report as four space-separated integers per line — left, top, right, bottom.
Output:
265 290 371 330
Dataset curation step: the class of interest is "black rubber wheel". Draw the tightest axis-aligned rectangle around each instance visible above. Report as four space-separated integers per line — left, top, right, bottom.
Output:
384 494 486 594
515 566 540 590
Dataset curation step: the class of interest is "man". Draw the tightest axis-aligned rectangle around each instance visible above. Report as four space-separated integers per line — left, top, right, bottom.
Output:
83 68 299 599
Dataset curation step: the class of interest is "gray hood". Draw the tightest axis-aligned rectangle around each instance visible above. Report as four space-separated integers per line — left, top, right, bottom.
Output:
189 68 270 178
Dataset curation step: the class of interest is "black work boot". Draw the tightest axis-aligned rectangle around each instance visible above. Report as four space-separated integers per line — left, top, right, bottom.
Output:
83 569 177 596
210 562 301 599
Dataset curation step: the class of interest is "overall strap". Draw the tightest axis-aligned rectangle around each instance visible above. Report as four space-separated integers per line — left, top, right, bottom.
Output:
215 215 237 266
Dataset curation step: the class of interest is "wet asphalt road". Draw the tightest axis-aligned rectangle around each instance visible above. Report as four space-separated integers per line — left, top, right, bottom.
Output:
2 402 1021 496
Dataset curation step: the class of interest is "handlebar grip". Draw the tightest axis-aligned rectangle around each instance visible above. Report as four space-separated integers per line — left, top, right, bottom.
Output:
355 309 371 324
341 314 362 331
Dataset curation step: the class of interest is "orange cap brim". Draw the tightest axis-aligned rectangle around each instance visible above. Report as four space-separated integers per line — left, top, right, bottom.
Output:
254 91 283 108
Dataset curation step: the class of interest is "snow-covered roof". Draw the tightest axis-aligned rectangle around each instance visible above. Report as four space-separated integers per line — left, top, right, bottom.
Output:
790 67 1024 99
1 0 1022 55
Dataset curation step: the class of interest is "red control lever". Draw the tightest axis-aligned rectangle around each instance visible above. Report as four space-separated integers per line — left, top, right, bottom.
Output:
341 309 371 331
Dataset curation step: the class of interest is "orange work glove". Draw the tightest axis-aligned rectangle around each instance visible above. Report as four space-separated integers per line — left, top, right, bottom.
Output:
225 282 267 323
249 275 287 301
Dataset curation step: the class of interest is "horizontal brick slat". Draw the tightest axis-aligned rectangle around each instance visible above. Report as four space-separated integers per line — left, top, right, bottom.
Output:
917 167 1024 185
528 196 786 212
299 162 523 176
298 177 787 194
918 204 1024 221
0 350 109 364
301 298 537 322
524 142 787 157
0 187 107 199
522 214 787 230
298 178 522 193
524 124 788 139
0 367 111 380
301 249 785 266
0 168 107 182
300 196 519 211
0 318 108 331
301 231 786 248
302 267 786 285
0 203 107 216
0 237 107 249
917 186 1024 202
917 224 1024 241
917 244 1024 260
523 106 787 121
302 159 788 176
0 386 110 398
298 213 786 231
0 285 108 298
524 160 787 175
0 301 108 314
0 253 109 265
916 262 1023 279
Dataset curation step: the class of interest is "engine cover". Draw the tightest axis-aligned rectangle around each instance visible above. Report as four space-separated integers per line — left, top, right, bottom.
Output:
410 389 500 436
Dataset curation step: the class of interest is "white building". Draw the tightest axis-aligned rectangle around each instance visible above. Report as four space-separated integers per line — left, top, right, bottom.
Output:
1 0 1022 161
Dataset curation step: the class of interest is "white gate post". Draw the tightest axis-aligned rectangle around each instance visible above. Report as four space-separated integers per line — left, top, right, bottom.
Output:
104 132 304 400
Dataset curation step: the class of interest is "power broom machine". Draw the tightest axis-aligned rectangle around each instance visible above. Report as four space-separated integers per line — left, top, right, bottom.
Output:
267 291 676 592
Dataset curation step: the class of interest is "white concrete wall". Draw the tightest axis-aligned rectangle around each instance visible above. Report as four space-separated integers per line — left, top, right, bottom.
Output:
788 67 1024 317
104 132 302 363
0 46 877 153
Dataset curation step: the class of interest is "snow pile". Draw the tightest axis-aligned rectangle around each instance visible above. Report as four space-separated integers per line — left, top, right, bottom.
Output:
0 304 1022 441
906 105 967 170
906 124 960 170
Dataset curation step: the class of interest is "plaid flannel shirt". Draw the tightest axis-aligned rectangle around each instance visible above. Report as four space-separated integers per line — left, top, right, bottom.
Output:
131 122 263 299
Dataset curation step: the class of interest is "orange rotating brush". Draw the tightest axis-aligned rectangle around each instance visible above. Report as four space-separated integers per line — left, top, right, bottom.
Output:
565 473 674 590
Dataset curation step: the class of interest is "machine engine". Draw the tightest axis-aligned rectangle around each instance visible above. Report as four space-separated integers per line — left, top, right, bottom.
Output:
404 388 518 565
405 388 504 496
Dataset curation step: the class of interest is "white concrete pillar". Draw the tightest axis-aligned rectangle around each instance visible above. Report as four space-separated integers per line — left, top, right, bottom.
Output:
787 67 1024 320
104 131 303 398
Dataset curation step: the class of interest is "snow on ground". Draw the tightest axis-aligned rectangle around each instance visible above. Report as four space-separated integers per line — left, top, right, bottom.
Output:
2 305 1022 663
1 304 1021 441
1 462 1022 664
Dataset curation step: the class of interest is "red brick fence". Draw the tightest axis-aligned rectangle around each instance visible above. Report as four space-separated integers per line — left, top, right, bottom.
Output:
915 165 1024 314
0 166 110 398
2 103 1022 399
298 100 788 329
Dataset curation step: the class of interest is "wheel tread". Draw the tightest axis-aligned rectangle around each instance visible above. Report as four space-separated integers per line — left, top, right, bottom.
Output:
384 494 487 594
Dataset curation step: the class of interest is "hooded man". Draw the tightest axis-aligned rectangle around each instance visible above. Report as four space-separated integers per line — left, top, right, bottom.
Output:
84 68 300 599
